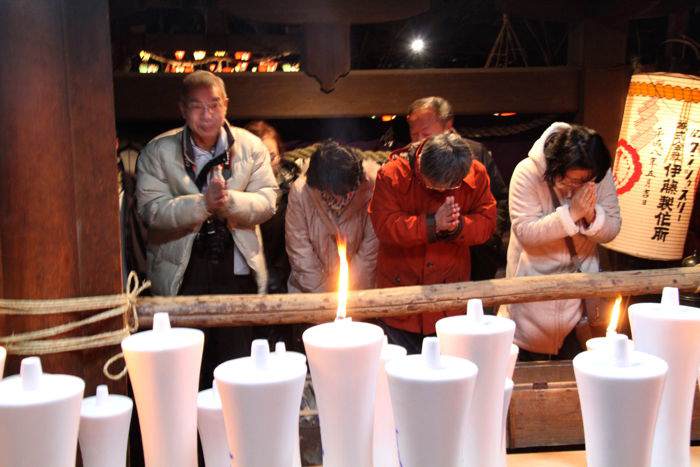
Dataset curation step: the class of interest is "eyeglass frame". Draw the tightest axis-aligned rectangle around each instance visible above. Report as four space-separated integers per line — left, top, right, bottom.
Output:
557 172 594 189
184 98 228 114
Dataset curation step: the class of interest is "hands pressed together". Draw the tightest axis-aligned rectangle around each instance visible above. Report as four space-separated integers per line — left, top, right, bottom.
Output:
435 196 461 233
569 182 597 225
204 166 230 217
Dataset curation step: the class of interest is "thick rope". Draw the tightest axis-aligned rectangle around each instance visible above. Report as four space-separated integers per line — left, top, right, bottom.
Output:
0 272 149 380
283 116 553 164
285 143 390 163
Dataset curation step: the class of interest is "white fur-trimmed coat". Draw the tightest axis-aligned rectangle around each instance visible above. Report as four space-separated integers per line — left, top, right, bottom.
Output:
498 122 621 354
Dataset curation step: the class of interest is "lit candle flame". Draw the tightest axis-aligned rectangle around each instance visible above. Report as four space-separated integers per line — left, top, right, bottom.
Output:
336 238 349 320
606 296 623 335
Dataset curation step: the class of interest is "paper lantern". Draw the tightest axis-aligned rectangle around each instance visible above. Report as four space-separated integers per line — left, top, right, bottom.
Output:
606 73 700 260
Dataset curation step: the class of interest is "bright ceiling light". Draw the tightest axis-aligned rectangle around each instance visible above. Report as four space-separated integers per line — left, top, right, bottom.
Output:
410 38 425 53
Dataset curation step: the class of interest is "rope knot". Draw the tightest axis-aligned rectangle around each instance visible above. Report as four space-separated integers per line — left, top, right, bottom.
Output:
0 271 150 381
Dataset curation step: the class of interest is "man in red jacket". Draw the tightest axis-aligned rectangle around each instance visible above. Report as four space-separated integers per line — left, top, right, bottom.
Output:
369 132 496 352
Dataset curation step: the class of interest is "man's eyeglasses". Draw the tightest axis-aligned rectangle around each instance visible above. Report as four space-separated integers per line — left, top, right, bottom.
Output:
185 99 226 114
420 173 462 192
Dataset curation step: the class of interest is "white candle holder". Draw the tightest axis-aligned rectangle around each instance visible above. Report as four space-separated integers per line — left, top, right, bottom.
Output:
197 380 229 467
79 384 133 467
373 336 407 467
0 356 85 467
121 312 204 467
215 339 307 467
436 299 516 467
629 291 700 467
386 337 478 467
302 318 384 467
274 341 308 467
574 334 668 467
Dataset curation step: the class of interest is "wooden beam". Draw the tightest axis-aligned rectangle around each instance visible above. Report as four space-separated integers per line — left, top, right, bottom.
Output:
112 33 300 56
215 0 429 24
135 266 700 328
498 0 588 22
114 67 580 120
498 0 693 21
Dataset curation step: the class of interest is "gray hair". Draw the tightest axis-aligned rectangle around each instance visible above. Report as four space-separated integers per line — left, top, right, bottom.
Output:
407 96 453 122
419 132 472 187
181 70 227 102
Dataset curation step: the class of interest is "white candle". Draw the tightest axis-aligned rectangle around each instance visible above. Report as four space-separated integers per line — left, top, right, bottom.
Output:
274 341 307 467
197 380 229 467
436 298 516 467
301 238 384 467
574 334 668 467
385 337 478 467
79 385 133 467
121 312 204 467
373 336 407 467
506 344 519 380
0 356 85 467
629 289 700 467
499 378 515 467
215 339 307 467
302 318 384 467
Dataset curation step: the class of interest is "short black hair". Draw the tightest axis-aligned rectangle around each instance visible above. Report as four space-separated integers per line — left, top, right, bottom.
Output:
418 132 472 187
306 140 363 195
543 125 611 184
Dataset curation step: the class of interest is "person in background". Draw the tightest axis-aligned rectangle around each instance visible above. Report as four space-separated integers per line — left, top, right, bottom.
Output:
499 122 621 360
136 70 277 384
245 120 300 294
370 132 496 353
286 140 379 294
406 96 509 282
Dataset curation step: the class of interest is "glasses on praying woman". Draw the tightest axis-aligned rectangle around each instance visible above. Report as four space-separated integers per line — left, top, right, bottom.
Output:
558 173 593 189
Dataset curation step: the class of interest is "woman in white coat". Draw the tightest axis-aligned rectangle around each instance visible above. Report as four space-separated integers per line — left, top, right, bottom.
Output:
499 122 621 359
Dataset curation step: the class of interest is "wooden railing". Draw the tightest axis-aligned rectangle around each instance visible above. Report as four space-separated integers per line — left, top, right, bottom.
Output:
136 266 700 328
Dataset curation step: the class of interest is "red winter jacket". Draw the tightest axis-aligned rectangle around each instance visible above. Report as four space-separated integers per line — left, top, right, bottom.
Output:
369 151 496 334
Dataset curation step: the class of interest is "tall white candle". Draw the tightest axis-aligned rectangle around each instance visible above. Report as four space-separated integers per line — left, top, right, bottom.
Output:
303 318 384 467
436 298 516 467
121 312 204 467
274 341 307 467
629 290 700 467
574 334 668 467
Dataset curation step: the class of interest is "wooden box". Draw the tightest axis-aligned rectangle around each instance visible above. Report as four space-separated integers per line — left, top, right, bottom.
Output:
508 360 700 449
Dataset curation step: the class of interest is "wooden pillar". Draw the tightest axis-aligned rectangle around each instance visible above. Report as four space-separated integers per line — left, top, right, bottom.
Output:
568 16 631 153
0 0 123 394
